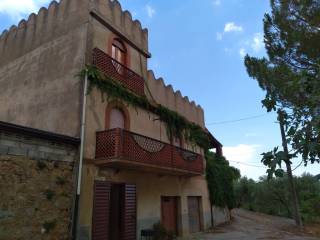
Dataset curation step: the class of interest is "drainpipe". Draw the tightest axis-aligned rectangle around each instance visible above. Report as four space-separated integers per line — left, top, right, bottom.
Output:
73 72 88 240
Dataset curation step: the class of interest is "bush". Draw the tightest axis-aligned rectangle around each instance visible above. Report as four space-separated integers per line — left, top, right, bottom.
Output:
44 189 55 200
152 222 176 240
42 220 56 233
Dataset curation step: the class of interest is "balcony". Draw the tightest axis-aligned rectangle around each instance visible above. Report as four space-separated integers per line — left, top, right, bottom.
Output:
95 128 204 176
92 48 145 96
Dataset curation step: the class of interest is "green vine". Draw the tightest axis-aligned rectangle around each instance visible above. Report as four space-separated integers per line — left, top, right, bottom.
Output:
205 151 240 209
79 65 210 149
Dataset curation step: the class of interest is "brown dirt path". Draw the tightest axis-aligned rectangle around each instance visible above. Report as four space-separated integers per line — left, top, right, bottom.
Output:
182 209 320 240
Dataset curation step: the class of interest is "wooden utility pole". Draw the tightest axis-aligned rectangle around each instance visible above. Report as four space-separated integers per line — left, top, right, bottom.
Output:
278 110 303 227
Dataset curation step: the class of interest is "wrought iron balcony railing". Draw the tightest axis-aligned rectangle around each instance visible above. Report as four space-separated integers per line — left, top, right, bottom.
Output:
95 128 204 175
92 48 145 96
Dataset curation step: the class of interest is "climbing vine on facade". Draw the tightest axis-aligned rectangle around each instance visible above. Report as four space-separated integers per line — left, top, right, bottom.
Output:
205 151 240 209
79 65 210 149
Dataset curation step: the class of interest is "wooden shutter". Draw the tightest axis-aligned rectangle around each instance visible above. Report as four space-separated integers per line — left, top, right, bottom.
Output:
92 181 111 240
123 184 137 240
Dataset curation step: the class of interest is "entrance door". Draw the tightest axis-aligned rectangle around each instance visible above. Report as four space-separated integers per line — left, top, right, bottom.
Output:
161 196 178 235
92 181 136 240
187 197 202 233
110 184 124 240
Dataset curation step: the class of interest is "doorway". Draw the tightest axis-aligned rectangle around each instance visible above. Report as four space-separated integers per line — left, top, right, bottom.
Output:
187 196 202 233
92 181 136 240
110 184 124 240
161 196 179 235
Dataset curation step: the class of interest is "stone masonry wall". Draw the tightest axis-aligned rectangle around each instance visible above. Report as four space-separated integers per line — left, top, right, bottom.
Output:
0 156 75 240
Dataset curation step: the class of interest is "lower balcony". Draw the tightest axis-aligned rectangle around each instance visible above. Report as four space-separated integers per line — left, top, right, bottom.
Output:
95 128 204 176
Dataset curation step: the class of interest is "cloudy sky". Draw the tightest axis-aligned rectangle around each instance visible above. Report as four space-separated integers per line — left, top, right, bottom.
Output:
0 0 318 180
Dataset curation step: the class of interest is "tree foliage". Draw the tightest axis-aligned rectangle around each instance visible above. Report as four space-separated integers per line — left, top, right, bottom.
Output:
244 0 320 175
206 151 240 209
234 174 320 223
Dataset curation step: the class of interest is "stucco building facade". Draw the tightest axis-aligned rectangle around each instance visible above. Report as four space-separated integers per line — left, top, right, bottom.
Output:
0 0 224 239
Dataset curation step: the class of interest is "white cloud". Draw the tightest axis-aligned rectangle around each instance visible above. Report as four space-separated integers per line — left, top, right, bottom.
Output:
212 0 221 6
223 144 265 179
239 48 246 58
224 22 243 33
216 32 223 41
224 144 259 163
251 33 264 52
0 0 51 20
145 4 155 18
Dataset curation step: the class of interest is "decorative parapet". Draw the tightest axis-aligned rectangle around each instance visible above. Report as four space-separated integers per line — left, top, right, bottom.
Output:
0 0 149 66
90 0 149 56
146 70 205 127
0 0 89 66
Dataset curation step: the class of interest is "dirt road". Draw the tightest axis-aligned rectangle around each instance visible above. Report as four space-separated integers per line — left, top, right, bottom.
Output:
184 209 320 240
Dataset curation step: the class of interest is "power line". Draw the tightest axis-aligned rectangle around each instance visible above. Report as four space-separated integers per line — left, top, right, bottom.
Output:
206 113 268 125
228 160 267 168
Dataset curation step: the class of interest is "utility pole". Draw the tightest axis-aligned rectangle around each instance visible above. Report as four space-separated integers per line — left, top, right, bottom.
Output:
278 109 303 227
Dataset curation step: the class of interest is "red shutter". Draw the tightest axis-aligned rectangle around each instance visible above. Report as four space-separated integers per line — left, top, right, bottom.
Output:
92 181 111 240
123 184 137 240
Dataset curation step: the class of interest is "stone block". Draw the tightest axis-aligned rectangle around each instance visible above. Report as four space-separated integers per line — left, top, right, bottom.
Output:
27 150 40 160
7 147 28 156
0 145 9 155
0 139 19 148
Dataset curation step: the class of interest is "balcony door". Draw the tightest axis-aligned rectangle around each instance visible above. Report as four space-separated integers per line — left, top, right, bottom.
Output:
109 108 125 129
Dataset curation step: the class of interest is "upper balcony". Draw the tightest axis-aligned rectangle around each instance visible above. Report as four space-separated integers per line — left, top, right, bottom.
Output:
92 48 145 96
95 128 204 176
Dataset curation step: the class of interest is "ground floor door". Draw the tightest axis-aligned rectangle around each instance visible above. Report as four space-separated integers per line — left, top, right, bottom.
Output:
161 196 178 235
92 181 136 240
188 196 202 233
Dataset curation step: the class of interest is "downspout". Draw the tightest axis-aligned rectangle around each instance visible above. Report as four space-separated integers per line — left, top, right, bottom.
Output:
73 72 88 240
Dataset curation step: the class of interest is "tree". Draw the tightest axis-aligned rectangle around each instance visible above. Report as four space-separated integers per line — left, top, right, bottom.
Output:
235 174 320 223
244 0 320 226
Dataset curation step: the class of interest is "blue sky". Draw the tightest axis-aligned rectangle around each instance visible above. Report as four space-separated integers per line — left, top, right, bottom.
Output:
0 0 318 179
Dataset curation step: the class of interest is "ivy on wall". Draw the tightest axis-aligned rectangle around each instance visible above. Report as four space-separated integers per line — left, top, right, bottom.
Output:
205 151 240 209
79 65 210 149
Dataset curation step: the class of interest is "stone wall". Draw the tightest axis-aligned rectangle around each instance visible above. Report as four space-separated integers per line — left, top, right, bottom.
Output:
0 156 75 240
212 206 231 227
0 131 77 162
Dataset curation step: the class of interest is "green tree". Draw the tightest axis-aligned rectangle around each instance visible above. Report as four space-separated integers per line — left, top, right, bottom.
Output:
235 174 320 223
244 0 320 226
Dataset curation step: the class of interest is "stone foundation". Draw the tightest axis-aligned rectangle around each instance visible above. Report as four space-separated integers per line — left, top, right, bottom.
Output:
0 156 75 240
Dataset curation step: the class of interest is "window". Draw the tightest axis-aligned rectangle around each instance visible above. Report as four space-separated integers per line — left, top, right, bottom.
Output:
112 39 126 66
109 108 125 129
105 101 130 130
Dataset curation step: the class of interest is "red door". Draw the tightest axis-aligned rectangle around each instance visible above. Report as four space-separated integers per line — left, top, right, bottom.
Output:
161 197 178 234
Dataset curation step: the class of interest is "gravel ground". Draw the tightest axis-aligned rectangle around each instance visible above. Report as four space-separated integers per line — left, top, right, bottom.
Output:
182 209 320 240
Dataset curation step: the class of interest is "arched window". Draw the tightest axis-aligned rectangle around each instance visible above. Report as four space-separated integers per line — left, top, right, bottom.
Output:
105 101 130 130
112 39 126 66
109 108 125 129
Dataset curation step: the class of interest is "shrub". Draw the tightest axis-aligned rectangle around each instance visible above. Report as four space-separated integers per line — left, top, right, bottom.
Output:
55 176 66 185
37 161 47 170
42 220 56 233
44 189 55 200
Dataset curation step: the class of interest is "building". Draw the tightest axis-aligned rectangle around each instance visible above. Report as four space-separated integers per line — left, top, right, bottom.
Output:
0 0 224 239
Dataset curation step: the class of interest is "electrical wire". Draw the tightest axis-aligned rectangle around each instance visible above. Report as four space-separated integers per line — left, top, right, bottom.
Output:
206 113 269 125
228 160 267 168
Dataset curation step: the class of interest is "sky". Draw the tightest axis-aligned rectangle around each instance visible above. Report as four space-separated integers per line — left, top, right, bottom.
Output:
0 0 318 180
